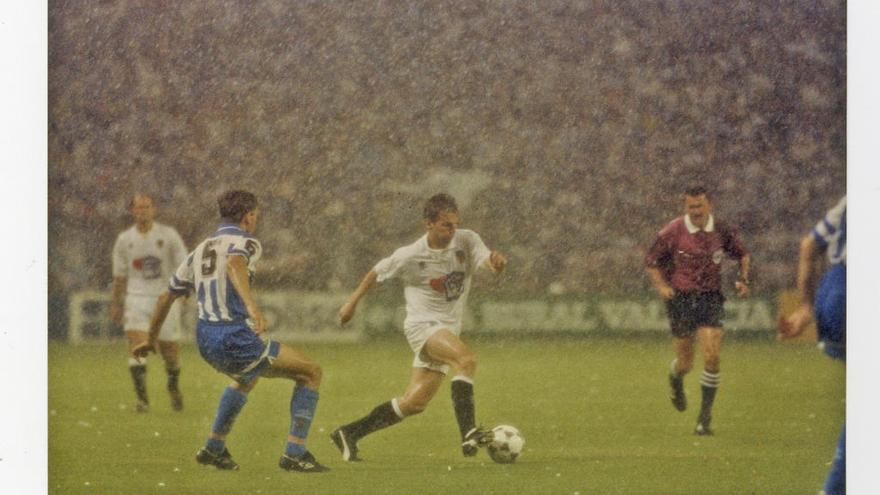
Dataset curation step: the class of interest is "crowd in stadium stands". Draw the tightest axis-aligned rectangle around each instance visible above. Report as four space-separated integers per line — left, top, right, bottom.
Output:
48 1 845 336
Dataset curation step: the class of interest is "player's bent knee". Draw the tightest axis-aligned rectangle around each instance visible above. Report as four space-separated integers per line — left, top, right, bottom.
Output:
284 360 322 388
303 362 323 387
457 352 477 375
233 380 256 394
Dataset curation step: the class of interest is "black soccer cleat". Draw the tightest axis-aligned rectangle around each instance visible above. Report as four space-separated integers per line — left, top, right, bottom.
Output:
279 451 330 473
135 400 150 413
694 417 714 436
196 447 240 470
170 390 184 412
462 443 478 457
461 426 494 457
330 427 362 462
669 375 687 412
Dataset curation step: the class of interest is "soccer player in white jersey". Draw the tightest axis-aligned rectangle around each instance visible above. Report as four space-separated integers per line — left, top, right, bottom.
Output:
134 190 329 473
332 193 508 462
111 193 187 412
781 196 846 495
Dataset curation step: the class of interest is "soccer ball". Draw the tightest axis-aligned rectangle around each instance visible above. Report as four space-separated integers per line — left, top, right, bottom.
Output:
487 425 524 464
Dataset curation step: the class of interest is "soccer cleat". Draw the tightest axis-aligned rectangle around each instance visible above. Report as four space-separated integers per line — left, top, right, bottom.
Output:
461 426 494 457
669 375 686 412
279 451 330 473
170 390 184 411
135 401 150 413
330 427 362 462
196 447 240 470
462 443 478 457
694 417 714 436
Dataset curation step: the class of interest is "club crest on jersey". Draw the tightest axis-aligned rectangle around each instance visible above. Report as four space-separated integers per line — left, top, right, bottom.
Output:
429 271 465 301
133 256 162 279
712 249 724 264
456 250 466 264
419 261 427 271
157 239 164 249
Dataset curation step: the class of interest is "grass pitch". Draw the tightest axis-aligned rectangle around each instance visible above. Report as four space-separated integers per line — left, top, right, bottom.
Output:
49 337 843 494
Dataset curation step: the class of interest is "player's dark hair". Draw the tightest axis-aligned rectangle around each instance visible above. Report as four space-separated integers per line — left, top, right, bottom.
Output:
219 190 258 223
684 185 709 198
423 193 458 221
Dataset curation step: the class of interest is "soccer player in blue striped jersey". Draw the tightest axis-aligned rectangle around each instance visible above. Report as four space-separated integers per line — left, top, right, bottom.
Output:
782 196 846 495
134 190 329 473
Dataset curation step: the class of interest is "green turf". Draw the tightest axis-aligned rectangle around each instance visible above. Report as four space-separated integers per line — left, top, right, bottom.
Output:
49 337 844 494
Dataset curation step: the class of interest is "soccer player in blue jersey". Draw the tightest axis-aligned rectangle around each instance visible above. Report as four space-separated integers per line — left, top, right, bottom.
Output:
134 190 329 473
781 196 846 495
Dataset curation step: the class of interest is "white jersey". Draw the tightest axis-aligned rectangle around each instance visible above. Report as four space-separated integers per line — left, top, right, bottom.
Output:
374 229 492 328
169 223 262 323
112 222 187 297
811 196 846 266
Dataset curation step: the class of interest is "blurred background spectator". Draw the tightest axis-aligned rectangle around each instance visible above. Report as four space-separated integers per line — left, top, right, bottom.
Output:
48 1 845 338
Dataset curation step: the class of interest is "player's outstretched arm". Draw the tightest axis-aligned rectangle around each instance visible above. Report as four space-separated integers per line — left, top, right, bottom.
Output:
486 250 508 274
133 290 182 358
781 235 823 339
339 270 378 327
227 255 266 335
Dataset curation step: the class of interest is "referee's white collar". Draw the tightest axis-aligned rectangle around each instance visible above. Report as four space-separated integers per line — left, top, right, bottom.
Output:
684 214 714 233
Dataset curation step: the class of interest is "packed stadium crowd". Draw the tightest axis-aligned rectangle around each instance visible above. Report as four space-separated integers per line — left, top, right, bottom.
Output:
48 1 845 337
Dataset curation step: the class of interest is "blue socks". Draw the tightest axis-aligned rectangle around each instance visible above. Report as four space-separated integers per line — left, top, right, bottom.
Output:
285 385 319 457
203 384 320 458
205 386 249 454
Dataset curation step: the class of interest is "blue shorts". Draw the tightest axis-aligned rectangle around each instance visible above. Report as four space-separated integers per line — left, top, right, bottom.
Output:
196 320 281 385
815 264 846 360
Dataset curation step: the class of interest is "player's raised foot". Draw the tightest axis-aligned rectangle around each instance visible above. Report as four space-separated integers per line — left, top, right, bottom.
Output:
330 427 362 462
462 443 478 457
462 426 494 457
669 375 686 412
196 447 240 470
169 390 184 411
694 417 714 436
279 451 330 473
135 400 150 413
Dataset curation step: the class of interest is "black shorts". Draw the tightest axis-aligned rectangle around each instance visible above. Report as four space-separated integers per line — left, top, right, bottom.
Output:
665 290 725 338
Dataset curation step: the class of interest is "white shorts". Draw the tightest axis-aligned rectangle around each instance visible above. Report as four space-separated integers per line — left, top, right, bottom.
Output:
404 321 461 374
124 294 181 342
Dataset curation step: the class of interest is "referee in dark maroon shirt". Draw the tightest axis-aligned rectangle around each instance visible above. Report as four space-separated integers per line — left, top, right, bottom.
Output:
645 186 751 435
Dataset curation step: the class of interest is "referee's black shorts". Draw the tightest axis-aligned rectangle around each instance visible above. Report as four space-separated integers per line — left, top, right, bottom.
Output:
665 290 725 338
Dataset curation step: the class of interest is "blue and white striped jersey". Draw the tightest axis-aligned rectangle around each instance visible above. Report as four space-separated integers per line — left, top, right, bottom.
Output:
169 223 262 323
811 196 846 266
